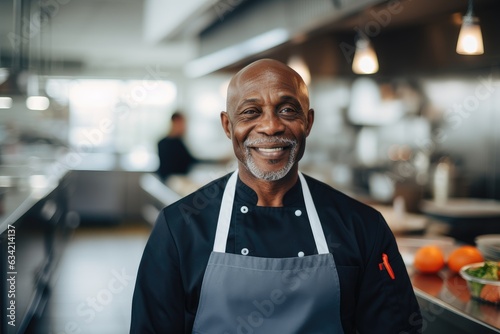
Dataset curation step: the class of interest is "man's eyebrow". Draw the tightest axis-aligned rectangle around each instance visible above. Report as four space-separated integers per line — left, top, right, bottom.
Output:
241 98 261 104
236 98 261 109
278 96 304 109
279 95 300 103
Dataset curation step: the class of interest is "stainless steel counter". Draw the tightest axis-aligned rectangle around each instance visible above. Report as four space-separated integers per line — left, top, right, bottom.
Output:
412 271 500 333
0 164 68 235
0 160 72 334
398 237 500 333
0 151 158 230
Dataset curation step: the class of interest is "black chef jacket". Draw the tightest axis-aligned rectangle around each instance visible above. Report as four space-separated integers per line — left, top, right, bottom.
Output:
131 173 422 334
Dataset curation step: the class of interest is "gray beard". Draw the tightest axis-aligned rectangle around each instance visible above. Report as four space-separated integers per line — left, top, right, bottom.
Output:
243 137 298 181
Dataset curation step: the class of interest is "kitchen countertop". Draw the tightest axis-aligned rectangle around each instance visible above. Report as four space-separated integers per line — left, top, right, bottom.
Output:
0 151 159 233
411 270 500 333
0 164 68 234
397 237 500 333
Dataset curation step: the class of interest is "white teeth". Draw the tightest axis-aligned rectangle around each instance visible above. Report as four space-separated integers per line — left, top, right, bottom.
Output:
258 147 284 152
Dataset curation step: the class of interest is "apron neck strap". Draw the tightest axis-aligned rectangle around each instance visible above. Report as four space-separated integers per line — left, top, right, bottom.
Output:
213 171 329 255
213 170 238 252
298 172 329 254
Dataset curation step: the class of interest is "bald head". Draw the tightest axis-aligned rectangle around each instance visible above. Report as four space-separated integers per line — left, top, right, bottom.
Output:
226 59 310 114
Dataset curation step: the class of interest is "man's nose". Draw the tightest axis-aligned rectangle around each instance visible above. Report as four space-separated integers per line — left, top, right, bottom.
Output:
256 111 286 136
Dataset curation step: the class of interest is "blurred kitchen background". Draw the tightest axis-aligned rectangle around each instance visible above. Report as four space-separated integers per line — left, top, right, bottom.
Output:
1 0 500 333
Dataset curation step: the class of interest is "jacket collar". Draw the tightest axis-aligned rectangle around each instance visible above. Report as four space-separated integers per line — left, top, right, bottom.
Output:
234 175 304 206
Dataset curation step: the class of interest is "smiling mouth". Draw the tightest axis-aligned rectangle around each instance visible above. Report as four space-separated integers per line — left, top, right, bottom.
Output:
254 146 288 153
248 142 293 159
252 146 288 159
244 138 297 159
251 146 289 161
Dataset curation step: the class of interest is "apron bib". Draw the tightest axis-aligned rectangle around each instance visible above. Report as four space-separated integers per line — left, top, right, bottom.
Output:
192 171 344 334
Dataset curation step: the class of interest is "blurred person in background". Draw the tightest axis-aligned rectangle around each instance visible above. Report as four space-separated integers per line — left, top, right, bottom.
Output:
156 111 198 181
132 59 421 333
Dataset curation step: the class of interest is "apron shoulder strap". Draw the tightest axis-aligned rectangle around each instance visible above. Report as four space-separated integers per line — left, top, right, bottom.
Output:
298 172 330 254
213 171 238 252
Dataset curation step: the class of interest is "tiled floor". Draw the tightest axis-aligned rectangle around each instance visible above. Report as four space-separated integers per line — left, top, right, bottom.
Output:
29 222 152 334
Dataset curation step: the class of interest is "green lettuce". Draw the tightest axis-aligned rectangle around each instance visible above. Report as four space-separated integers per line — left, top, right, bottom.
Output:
465 261 499 280
465 261 499 297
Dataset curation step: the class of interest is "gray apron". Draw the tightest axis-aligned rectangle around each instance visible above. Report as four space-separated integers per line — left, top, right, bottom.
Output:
192 171 344 334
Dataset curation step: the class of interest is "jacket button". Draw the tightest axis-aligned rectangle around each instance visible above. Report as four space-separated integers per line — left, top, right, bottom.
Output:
240 206 249 213
295 210 302 217
298 251 305 257
241 248 249 255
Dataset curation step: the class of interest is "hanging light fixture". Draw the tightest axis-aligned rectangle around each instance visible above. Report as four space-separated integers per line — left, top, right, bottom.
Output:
0 97 13 109
352 34 379 75
26 73 50 111
26 95 50 111
287 55 311 85
456 0 484 55
26 1 50 111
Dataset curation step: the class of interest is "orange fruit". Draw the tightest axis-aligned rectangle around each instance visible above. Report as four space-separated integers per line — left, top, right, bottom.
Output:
414 245 445 274
447 245 484 273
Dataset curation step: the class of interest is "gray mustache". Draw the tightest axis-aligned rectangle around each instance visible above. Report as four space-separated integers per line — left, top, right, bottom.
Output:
244 137 297 147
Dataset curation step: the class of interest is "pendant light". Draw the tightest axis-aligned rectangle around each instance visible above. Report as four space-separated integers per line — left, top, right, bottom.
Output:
26 87 50 110
456 0 484 55
0 97 13 109
26 0 50 111
352 34 379 75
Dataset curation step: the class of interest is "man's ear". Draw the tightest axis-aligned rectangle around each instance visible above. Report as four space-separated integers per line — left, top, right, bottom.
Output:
220 111 232 139
305 108 314 136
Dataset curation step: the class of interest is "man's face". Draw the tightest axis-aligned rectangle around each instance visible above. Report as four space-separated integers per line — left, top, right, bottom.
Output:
221 60 314 182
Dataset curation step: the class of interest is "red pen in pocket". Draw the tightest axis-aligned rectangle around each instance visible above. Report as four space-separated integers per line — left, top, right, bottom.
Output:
379 253 396 280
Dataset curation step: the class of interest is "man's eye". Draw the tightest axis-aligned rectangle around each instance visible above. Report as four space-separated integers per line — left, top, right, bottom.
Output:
279 107 296 114
242 109 258 115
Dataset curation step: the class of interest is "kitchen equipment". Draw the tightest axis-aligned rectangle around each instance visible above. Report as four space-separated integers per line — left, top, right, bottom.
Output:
432 157 455 204
421 198 500 244
475 235 500 261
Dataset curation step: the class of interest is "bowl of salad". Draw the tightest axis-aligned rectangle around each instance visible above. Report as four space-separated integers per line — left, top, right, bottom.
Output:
459 261 500 304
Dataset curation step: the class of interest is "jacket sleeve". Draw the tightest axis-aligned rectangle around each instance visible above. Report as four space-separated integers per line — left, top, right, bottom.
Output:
355 213 422 334
130 210 185 333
